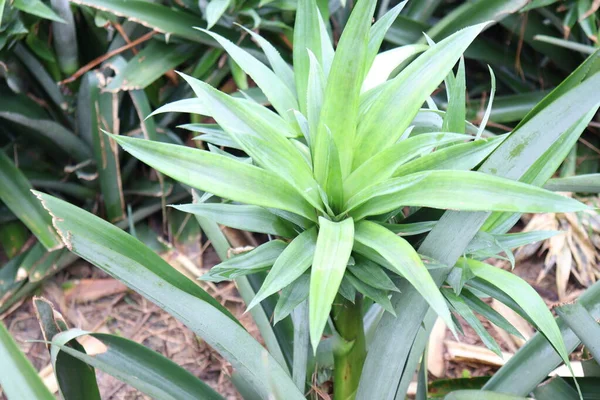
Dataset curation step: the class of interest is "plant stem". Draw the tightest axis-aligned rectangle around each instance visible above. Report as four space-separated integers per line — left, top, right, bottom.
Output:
332 294 367 400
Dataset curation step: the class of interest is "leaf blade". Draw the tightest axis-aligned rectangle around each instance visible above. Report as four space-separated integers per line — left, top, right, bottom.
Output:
0 151 63 250
316 0 377 176
249 227 317 310
110 135 316 221
199 29 298 116
555 301 600 362
354 221 455 333
344 132 473 199
203 240 287 282
465 258 571 367
353 22 489 167
51 330 224 400
0 321 55 400
178 73 323 212
34 192 303 399
309 217 354 351
347 170 588 220
172 203 299 238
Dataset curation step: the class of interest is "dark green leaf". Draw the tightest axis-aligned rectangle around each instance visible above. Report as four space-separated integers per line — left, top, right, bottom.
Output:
0 151 63 250
347 256 399 292
51 329 223 400
13 0 64 22
34 297 101 400
443 288 502 356
555 301 600 362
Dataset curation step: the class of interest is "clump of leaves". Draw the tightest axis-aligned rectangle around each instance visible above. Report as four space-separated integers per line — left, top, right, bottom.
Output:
127 0 584 335
96 0 592 394
23 0 600 398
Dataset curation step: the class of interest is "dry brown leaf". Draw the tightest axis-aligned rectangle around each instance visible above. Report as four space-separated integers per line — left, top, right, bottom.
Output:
491 299 533 348
519 201 600 297
64 279 129 303
516 213 558 261
444 340 514 367
581 0 600 20
555 244 573 300
427 317 447 378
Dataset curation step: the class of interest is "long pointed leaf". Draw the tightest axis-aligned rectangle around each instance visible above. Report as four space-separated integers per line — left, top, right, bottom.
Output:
344 132 471 199
34 192 303 399
348 256 398 292
110 135 316 221
309 217 354 351
294 0 329 115
346 272 395 315
106 42 197 92
316 0 377 176
555 301 600 362
172 203 299 238
275 275 310 324
465 258 571 368
81 73 125 222
442 57 466 134
50 330 223 400
203 240 287 282
49 0 79 75
149 98 211 118
306 50 325 149
353 22 489 167
33 297 101 400
0 112 91 162
199 29 298 116
354 221 455 333
13 0 64 22
460 288 524 339
249 227 317 310
68 0 225 45
392 136 504 177
238 26 296 95
443 288 502 356
347 170 588 220
179 73 323 212
365 1 408 72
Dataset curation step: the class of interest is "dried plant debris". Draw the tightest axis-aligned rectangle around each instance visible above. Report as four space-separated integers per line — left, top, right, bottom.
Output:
517 197 600 300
